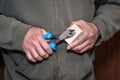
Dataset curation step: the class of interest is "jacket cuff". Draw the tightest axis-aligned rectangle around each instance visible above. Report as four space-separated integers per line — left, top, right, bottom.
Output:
12 23 32 51
92 18 106 46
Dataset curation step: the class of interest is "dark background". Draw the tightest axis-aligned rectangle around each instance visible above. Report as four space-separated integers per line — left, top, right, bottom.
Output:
94 31 120 80
0 52 4 80
0 31 120 80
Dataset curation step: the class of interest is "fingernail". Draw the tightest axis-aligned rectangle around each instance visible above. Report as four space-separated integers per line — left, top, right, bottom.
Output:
32 60 37 63
38 58 43 61
67 46 70 50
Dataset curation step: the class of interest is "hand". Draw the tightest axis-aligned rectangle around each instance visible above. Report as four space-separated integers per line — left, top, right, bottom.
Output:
67 20 99 53
23 27 53 62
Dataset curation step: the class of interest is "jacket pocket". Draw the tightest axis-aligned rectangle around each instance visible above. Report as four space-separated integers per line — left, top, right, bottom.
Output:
58 50 94 80
15 55 55 80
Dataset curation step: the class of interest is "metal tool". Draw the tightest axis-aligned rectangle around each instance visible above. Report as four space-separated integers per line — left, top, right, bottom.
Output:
43 29 76 51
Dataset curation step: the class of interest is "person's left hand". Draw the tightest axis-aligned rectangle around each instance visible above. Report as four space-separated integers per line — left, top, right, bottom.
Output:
67 20 99 53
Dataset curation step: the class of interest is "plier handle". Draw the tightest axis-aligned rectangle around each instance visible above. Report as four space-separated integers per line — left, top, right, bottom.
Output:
43 29 75 51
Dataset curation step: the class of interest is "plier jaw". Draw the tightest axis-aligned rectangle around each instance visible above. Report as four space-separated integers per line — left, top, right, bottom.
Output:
43 29 75 51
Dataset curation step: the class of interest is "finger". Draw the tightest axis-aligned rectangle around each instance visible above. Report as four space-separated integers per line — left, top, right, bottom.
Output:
41 28 50 42
72 40 92 50
30 47 43 61
40 29 50 42
67 32 88 50
41 41 53 54
37 45 49 59
31 39 49 58
76 43 94 53
39 37 53 54
35 35 53 54
25 50 37 62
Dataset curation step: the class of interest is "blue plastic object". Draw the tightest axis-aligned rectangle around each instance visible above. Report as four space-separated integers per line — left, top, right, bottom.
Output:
49 42 57 51
43 31 53 40
43 31 57 50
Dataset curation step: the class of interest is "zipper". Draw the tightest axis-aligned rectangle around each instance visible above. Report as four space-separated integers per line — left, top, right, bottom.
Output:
53 0 59 80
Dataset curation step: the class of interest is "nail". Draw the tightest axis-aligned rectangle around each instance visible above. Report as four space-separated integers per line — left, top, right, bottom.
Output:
67 46 70 50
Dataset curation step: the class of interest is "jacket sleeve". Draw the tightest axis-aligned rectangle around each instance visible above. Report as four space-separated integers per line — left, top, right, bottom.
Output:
0 15 32 51
93 0 120 44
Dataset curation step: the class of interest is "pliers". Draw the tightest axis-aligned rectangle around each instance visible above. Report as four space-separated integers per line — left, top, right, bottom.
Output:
43 29 76 51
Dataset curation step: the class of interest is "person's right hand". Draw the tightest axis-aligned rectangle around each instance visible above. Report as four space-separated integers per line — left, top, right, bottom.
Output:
23 27 53 62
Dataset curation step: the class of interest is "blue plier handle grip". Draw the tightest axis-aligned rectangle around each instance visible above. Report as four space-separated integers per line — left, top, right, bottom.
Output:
43 31 57 51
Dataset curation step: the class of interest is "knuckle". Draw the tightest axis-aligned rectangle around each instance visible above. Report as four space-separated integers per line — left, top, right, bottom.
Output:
45 47 50 51
89 34 93 38
71 21 76 23
31 39 37 45
36 36 42 41
74 41 80 46
28 47 34 51
71 21 78 25
77 46 82 51
30 36 35 42
89 32 96 38
80 20 84 22
83 30 89 36
44 46 50 51
78 46 81 50
32 40 39 47
79 20 85 23
36 36 40 40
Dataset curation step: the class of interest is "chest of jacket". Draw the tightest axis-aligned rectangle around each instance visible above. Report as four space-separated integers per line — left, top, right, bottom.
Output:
0 0 95 33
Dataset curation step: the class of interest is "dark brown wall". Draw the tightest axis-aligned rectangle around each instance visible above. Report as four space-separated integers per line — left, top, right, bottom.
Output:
0 53 4 80
94 31 120 80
